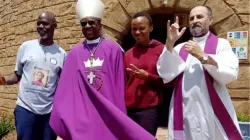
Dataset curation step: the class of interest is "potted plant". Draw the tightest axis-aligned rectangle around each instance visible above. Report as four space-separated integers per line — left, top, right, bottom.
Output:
237 114 250 140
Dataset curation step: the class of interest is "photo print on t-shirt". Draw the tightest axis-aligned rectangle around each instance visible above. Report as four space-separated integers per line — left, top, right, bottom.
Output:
32 67 49 87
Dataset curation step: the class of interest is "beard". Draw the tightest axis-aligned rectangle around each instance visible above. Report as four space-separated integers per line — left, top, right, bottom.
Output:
190 25 203 37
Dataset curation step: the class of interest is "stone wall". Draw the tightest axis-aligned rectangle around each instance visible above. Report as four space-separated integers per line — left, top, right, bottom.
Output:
0 0 82 115
0 0 249 116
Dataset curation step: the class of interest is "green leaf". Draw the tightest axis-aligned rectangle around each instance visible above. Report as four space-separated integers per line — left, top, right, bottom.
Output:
237 114 250 122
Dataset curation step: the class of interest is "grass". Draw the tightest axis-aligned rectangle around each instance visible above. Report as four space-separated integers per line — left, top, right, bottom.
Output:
0 115 15 138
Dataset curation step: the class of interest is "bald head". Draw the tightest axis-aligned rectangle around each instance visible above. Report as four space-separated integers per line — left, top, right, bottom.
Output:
38 11 56 25
190 6 212 17
37 11 57 45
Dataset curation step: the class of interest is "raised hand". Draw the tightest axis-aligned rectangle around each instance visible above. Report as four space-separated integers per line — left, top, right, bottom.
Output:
166 16 187 52
126 64 149 80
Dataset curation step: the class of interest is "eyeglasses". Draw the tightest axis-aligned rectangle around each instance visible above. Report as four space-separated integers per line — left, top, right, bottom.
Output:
80 20 97 27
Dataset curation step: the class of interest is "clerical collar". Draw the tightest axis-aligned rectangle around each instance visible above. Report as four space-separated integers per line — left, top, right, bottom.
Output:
193 31 210 43
86 37 101 44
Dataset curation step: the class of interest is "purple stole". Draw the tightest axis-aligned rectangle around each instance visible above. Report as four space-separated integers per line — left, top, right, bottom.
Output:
174 33 242 140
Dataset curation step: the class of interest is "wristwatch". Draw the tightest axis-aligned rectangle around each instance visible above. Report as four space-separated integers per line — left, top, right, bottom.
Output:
201 54 208 64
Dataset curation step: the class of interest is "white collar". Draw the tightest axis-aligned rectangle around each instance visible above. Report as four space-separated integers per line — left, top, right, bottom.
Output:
193 31 210 43
86 37 101 44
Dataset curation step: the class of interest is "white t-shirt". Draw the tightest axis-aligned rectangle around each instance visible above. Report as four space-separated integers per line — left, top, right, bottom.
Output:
15 39 67 114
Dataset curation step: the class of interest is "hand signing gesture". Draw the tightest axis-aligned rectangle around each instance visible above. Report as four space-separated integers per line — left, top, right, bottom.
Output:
185 40 205 60
126 64 149 80
166 16 187 52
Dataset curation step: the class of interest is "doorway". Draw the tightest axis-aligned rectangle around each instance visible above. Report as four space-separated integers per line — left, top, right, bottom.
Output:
121 14 192 51
121 13 192 127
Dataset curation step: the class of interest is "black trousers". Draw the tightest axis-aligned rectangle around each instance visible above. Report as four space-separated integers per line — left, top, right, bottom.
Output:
127 106 159 136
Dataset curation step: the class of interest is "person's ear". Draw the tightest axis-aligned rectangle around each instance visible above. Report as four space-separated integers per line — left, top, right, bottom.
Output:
53 22 57 29
209 16 213 26
150 25 153 32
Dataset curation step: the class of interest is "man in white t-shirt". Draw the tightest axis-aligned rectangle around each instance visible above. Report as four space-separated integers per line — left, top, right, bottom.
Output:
0 11 66 140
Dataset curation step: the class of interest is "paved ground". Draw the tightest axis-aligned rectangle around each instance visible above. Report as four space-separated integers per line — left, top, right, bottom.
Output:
156 127 168 140
3 128 169 140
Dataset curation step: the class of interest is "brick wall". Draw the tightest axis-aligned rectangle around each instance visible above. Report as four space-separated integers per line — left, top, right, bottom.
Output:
0 0 83 115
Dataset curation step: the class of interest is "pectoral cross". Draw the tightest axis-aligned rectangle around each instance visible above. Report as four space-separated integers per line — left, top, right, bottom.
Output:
87 71 95 84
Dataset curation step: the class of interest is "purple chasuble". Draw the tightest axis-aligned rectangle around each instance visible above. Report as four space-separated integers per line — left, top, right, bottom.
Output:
50 38 155 140
173 33 242 140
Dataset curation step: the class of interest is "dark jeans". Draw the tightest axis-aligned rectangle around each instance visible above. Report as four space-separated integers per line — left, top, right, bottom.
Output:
127 106 159 136
14 105 56 140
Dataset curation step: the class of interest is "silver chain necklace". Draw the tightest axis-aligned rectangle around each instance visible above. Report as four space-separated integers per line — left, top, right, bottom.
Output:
40 45 47 61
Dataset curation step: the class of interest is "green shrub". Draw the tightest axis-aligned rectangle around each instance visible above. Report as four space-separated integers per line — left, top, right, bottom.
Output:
0 115 15 137
237 114 250 122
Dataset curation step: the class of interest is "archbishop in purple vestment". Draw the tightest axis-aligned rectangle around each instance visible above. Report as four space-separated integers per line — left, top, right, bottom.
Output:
49 0 156 140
